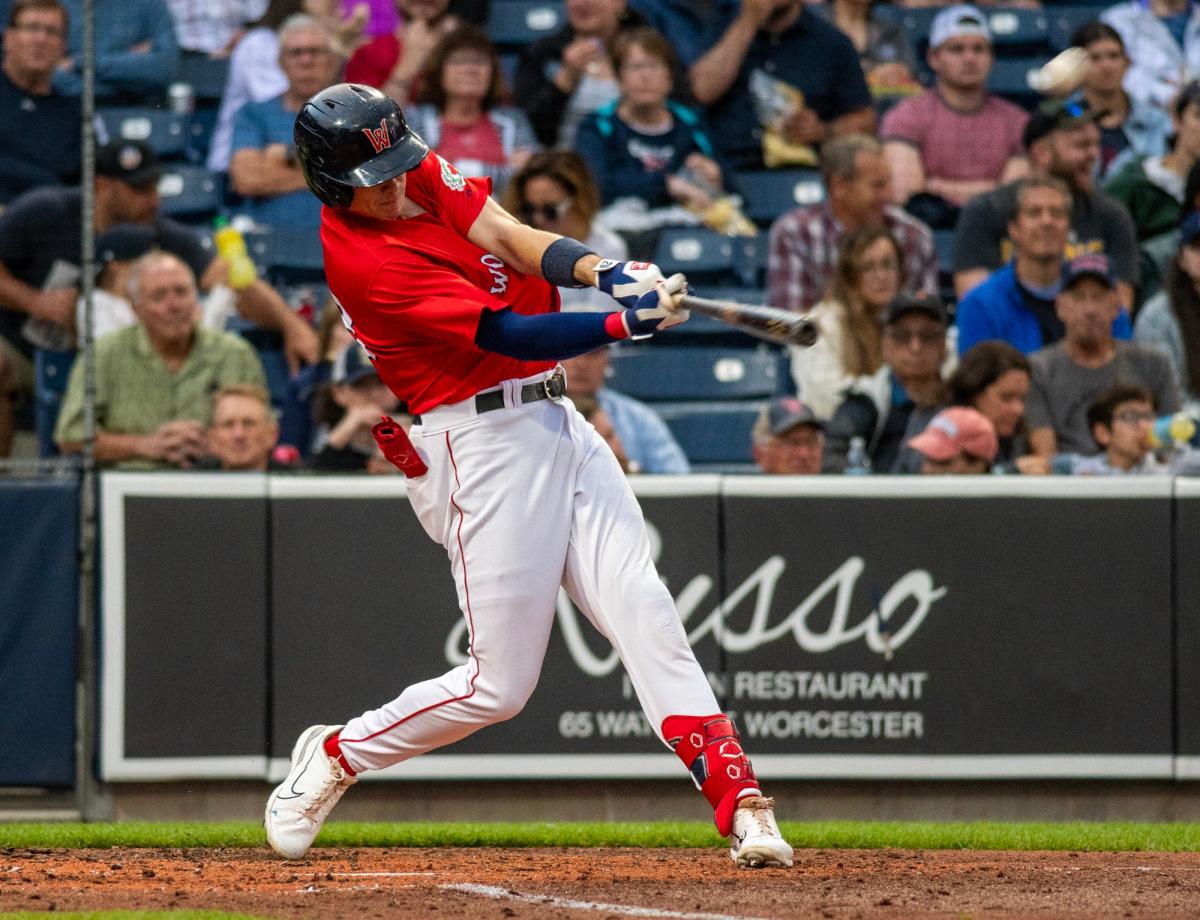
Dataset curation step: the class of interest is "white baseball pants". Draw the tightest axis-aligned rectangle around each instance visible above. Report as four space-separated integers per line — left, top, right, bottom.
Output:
336 369 720 772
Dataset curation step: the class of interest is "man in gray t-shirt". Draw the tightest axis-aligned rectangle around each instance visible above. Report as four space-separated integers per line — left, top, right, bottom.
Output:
1027 253 1180 456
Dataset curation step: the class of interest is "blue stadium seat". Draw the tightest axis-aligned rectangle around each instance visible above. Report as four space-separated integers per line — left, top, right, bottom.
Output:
739 233 769 287
736 170 824 225
984 8 1051 51
652 227 736 282
97 107 188 159
987 56 1047 105
606 345 787 401
487 0 564 46
256 348 291 409
655 401 762 465
1047 4 1110 50
175 54 230 103
248 226 326 285
34 348 75 458
157 164 222 222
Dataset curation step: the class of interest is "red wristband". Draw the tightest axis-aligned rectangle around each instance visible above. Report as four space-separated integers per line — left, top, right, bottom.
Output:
604 310 630 340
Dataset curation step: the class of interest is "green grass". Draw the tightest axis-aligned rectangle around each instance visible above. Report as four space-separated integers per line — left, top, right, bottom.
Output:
3 820 1200 852
0 913 271 919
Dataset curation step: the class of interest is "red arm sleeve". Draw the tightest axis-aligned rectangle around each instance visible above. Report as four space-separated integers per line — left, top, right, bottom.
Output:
404 153 491 239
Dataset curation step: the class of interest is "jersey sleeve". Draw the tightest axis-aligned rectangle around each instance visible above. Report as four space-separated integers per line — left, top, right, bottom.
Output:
404 153 491 239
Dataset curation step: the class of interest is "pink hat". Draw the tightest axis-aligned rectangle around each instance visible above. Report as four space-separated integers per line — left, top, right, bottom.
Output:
908 407 998 463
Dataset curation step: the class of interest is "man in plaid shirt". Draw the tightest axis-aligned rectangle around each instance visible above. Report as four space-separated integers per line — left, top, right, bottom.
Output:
767 134 938 313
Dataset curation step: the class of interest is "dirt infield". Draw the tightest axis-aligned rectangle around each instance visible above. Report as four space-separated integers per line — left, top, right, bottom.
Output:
4 845 1200 919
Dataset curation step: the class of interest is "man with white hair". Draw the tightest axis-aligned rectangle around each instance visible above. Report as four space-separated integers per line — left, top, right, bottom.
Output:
54 251 266 467
229 14 341 231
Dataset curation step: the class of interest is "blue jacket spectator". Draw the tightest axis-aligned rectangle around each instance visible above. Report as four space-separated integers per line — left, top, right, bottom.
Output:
229 15 340 232
689 1 874 171
55 0 178 100
0 0 80 203
628 0 729 67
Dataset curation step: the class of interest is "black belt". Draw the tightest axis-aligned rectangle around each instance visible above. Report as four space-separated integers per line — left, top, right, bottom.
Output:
413 369 566 425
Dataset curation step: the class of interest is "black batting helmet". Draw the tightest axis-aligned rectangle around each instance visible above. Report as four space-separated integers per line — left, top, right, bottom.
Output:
294 83 429 208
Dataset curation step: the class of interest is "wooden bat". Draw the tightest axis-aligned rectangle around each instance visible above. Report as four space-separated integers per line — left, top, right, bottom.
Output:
678 294 818 347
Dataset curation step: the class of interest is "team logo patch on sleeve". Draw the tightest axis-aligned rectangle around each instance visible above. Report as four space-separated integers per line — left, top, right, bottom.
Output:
438 155 465 192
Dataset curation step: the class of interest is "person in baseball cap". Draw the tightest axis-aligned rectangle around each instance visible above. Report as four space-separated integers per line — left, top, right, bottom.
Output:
908 406 998 473
752 395 824 474
1061 251 1117 291
1021 98 1103 154
313 342 403 473
95 139 162 188
929 4 991 49
884 293 948 327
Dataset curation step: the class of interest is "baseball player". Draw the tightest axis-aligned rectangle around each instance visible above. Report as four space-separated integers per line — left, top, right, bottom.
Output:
265 83 792 869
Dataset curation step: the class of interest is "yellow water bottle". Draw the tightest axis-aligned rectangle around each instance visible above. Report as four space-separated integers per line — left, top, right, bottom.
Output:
213 217 257 290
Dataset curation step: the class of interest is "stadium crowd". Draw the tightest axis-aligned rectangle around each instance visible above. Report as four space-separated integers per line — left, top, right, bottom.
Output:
0 0 1199 476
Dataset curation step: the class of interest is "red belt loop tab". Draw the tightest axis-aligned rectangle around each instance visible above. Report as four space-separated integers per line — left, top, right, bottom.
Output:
662 714 761 836
372 415 429 477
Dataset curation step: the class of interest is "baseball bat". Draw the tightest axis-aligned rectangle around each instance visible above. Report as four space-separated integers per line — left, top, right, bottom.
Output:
678 294 819 348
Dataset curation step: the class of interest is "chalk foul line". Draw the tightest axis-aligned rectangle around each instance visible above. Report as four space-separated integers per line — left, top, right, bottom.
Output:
441 882 777 920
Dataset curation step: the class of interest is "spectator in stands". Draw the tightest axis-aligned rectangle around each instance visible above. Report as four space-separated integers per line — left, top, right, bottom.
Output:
1105 81 1200 244
906 406 997 474
207 0 299 173
768 133 937 314
573 27 729 242
1102 0 1200 114
165 0 259 58
500 151 627 311
0 138 318 457
1058 382 1166 474
229 15 341 233
309 341 402 473
751 394 825 474
1027 253 1182 458
1136 211 1200 409
823 293 948 472
813 0 919 95
952 99 1140 307
790 226 901 419
949 340 1048 473
54 251 267 467
627 0 722 68
404 25 538 194
956 177 1134 356
345 0 458 100
881 4 1028 230
515 0 645 147
279 296 353 454
689 0 874 171
562 344 690 473
55 0 178 101
0 0 79 203
204 384 283 471
1070 22 1171 182
572 391 632 472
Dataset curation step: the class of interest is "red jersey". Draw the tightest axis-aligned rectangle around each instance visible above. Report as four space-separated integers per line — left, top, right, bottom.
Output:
321 153 559 415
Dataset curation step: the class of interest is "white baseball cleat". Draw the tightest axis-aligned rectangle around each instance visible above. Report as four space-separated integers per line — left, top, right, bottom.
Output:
265 724 356 859
729 796 794 869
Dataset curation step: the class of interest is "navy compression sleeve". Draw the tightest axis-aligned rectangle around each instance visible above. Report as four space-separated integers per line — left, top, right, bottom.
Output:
475 308 627 360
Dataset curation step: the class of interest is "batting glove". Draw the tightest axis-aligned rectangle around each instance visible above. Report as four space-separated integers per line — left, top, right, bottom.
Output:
619 273 690 339
595 259 669 308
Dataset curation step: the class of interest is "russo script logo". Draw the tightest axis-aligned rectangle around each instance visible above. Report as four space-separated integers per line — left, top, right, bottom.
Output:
444 526 948 676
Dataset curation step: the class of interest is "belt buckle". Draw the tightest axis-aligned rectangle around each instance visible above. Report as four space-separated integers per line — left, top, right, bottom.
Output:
543 368 566 401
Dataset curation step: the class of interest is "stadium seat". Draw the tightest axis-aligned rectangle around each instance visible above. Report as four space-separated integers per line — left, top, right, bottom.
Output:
174 54 230 103
1046 4 1110 50
34 348 75 458
655 401 762 465
738 234 769 287
249 226 326 285
736 170 824 225
157 164 222 223
985 8 1051 52
652 227 736 282
486 0 564 47
97 107 188 159
606 345 787 401
987 56 1047 105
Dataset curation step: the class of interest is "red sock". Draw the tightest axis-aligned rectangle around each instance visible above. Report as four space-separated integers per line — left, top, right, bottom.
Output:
324 731 356 776
662 714 760 836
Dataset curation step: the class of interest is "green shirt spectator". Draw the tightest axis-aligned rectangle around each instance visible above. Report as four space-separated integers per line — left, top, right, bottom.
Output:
55 252 266 468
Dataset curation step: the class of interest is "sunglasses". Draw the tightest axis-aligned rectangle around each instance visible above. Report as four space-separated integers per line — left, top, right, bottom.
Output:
519 199 573 223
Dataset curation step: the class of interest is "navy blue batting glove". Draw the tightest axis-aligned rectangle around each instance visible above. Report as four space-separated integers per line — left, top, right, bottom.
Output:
595 259 668 308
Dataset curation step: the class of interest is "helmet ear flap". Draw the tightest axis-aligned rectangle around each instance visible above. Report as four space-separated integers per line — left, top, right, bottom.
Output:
301 160 354 208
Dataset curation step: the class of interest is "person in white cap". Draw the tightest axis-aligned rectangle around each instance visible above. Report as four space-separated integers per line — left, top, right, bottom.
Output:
880 4 1028 229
